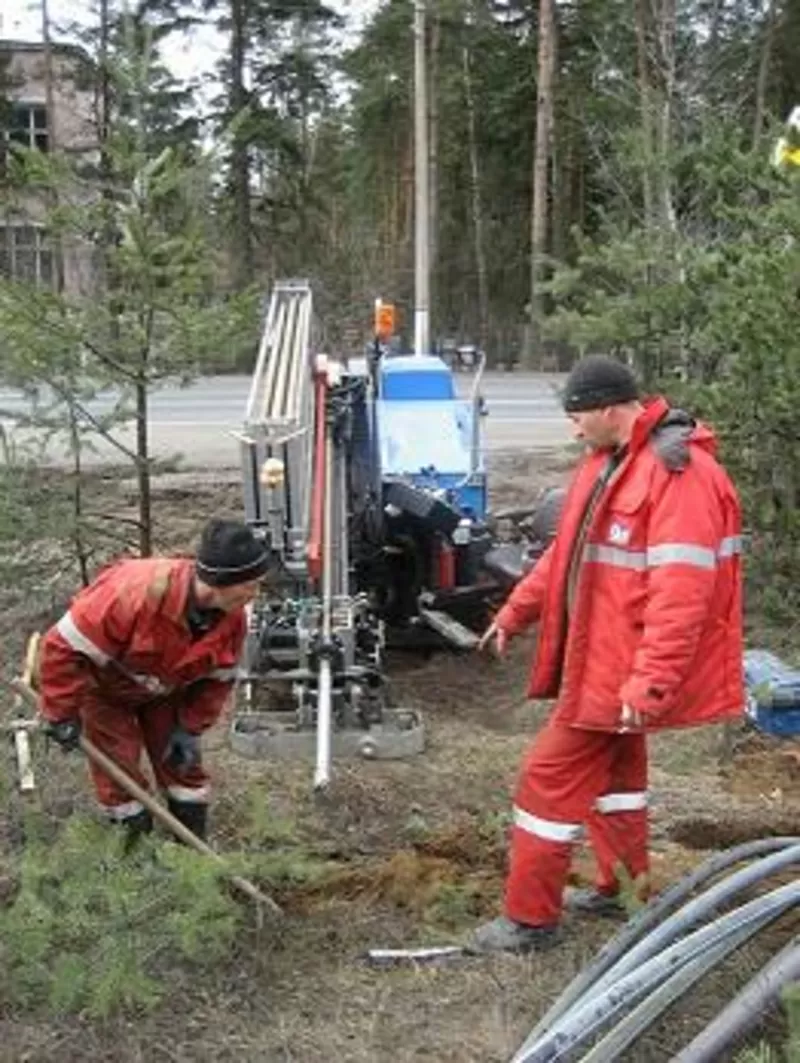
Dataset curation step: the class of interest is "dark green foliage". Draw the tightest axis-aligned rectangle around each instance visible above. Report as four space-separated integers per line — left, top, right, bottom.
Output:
0 816 242 1018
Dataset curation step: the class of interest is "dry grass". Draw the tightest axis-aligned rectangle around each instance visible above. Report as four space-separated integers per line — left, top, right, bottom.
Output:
1 450 798 1062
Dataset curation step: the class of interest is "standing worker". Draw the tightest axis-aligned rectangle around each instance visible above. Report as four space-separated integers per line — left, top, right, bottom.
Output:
37 519 271 847
470 355 744 953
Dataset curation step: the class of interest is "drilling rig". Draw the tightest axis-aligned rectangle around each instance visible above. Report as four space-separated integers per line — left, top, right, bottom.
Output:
229 280 561 788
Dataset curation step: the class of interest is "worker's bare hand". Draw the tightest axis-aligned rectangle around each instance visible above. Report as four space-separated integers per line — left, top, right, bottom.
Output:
618 703 643 732
478 621 509 656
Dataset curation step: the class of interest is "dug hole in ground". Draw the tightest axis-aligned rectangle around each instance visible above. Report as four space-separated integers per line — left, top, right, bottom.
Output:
0 446 797 1063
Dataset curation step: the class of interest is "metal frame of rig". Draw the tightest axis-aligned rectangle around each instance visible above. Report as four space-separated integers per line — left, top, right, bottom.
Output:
229 279 561 789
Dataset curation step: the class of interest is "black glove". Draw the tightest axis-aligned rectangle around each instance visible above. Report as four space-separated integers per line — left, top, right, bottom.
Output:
163 726 201 772
44 717 82 752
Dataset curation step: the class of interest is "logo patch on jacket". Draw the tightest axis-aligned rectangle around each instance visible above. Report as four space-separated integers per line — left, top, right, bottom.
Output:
608 521 631 546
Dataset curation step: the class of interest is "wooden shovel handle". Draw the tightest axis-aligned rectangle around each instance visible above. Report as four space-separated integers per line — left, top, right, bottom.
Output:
8 677 283 918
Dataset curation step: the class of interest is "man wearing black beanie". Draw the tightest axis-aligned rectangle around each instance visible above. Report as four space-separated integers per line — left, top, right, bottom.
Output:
36 519 271 847
469 354 744 954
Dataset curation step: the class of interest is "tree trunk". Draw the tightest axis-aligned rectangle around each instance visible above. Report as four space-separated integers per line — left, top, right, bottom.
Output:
752 0 778 151
634 0 656 231
136 309 154 557
136 373 152 557
653 0 676 233
68 402 90 585
524 0 556 368
462 20 488 351
230 0 253 290
98 0 115 285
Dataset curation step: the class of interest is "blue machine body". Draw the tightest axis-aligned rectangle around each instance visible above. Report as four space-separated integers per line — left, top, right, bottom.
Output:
375 355 487 520
743 649 800 737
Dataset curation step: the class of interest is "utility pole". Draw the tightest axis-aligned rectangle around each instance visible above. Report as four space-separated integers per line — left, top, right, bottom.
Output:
413 0 430 356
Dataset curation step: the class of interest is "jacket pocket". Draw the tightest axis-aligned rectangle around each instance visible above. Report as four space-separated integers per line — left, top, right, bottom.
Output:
606 479 649 515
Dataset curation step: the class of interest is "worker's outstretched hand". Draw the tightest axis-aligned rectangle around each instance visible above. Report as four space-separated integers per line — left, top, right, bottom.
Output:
478 620 509 656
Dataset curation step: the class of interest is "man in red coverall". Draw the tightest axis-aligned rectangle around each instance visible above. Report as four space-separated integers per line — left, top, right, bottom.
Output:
469 355 744 953
38 519 271 846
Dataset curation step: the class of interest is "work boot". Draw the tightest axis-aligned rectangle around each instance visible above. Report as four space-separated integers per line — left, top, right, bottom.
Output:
118 808 154 854
465 916 559 955
563 886 626 918
167 797 209 842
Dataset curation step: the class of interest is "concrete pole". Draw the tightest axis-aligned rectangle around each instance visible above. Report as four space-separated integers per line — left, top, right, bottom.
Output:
413 0 430 356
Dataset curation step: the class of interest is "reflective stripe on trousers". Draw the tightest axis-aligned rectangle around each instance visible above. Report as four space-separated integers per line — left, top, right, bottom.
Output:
506 723 650 925
595 790 648 813
167 784 211 804
104 799 145 821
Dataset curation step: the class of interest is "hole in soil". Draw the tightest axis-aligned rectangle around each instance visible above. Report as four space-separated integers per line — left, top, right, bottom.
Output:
669 815 800 850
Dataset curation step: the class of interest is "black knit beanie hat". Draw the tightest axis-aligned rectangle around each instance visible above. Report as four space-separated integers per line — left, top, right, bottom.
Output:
562 355 640 412
196 519 271 587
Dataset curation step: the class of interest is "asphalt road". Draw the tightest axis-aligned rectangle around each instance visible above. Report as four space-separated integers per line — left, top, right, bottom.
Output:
0 371 572 467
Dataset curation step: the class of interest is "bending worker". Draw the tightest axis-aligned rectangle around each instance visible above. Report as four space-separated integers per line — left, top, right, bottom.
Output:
38 519 270 846
470 355 744 954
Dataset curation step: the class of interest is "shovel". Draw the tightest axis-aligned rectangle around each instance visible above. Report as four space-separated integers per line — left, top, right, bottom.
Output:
6 676 283 920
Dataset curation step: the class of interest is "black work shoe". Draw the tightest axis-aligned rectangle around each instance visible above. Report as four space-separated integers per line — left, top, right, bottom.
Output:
119 808 154 854
563 887 626 918
465 916 560 955
166 797 209 842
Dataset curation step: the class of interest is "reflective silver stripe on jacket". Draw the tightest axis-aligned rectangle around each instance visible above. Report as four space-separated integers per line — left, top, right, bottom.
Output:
513 805 584 843
209 667 239 682
584 545 647 570
647 543 716 569
718 535 742 558
585 535 742 572
56 608 230 695
56 612 111 666
595 791 649 814
127 673 173 696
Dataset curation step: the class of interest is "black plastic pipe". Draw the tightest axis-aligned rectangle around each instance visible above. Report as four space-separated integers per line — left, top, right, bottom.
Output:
672 936 800 1063
515 836 800 1054
576 842 800 1008
511 881 800 1063
577 918 770 1062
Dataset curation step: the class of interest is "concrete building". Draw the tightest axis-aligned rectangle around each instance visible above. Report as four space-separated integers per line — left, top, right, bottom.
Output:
0 40 97 295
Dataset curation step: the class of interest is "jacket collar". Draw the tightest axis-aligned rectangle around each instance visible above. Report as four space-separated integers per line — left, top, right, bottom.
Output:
154 558 195 628
628 396 670 453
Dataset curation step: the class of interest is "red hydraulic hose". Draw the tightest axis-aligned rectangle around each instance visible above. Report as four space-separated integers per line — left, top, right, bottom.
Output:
307 367 327 583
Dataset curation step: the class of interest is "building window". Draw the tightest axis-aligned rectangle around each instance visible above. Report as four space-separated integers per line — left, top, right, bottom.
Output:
7 103 49 153
0 225 55 286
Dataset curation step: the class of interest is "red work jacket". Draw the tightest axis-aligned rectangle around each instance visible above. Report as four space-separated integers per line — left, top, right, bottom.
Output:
496 398 744 731
39 558 245 733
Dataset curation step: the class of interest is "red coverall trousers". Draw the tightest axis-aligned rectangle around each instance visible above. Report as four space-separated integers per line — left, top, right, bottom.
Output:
83 698 209 819
505 720 649 927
